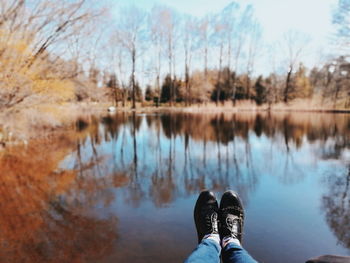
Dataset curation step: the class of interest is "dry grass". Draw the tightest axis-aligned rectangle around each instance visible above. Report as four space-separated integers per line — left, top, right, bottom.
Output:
0 97 349 147
0 102 107 144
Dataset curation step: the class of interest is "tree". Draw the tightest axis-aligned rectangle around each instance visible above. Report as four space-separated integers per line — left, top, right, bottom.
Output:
264 73 279 106
149 5 167 107
160 74 181 102
220 2 239 105
211 67 235 102
308 56 350 108
254 76 267 105
245 19 262 100
161 7 178 106
198 15 211 80
293 63 313 99
220 2 240 71
333 0 350 48
127 78 142 102
161 74 172 102
145 85 154 101
106 73 123 105
330 56 350 108
211 14 226 105
182 15 197 106
281 30 310 103
115 6 146 109
0 0 104 110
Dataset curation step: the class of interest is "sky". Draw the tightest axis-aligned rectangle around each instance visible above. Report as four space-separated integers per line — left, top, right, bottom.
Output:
114 0 339 74
117 0 337 42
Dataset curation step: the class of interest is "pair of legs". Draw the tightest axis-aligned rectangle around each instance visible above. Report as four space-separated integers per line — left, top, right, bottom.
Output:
184 190 258 263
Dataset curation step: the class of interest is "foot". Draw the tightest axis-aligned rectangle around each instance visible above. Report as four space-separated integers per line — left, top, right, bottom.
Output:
219 190 245 244
194 190 219 243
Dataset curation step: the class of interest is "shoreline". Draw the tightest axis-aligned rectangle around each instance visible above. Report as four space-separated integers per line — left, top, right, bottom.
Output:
0 102 349 148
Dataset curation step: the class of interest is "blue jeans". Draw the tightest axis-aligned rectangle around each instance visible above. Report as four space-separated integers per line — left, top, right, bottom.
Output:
184 239 258 263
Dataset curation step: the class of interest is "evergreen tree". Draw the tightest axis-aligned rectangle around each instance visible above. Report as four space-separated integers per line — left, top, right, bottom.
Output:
254 76 267 105
145 85 154 101
161 74 172 102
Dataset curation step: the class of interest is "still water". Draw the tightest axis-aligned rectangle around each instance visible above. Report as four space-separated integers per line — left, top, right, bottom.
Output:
0 112 349 263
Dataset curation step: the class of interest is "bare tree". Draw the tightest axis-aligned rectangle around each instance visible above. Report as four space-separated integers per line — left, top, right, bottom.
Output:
115 6 146 109
281 30 310 103
27 0 101 68
0 0 104 110
182 15 197 106
161 7 178 106
149 5 167 107
333 0 350 50
221 2 240 71
212 14 226 105
220 2 239 105
245 19 262 100
198 15 211 80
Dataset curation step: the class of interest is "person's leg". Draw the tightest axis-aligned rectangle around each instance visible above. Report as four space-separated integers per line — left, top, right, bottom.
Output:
219 190 258 263
221 239 257 263
184 190 221 263
184 238 221 263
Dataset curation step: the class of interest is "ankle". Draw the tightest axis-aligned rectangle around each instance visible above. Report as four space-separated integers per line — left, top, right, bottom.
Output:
221 236 241 248
203 233 220 245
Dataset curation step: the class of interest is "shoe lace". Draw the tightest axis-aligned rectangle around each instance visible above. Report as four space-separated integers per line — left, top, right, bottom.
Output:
204 209 218 234
221 207 243 238
225 216 239 238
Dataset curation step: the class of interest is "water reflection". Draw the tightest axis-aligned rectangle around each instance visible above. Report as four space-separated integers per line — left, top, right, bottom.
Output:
98 112 350 199
0 136 119 262
0 112 349 262
322 165 350 249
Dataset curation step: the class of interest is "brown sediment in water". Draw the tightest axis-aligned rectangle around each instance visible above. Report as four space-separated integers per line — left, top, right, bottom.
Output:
0 126 129 262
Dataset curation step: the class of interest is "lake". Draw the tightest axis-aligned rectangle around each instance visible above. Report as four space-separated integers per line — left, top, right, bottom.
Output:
0 112 349 263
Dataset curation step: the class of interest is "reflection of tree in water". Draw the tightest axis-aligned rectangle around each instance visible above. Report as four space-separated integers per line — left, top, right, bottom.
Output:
1 112 348 261
0 136 119 263
322 165 350 249
97 112 350 207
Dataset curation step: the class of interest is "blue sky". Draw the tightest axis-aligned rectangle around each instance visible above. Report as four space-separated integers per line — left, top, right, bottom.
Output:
116 0 337 43
112 0 339 75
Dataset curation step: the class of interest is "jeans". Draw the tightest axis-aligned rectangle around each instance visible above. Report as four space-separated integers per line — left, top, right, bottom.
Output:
184 239 258 263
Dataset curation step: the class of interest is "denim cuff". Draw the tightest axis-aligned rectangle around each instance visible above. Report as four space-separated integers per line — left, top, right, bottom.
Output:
223 241 242 252
202 238 222 254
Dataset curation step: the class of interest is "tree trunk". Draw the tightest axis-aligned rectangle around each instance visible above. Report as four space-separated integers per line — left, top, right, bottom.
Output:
131 48 136 109
246 73 251 100
204 44 208 81
156 42 161 107
168 36 173 107
284 67 293 103
333 80 341 109
185 46 190 106
216 43 223 106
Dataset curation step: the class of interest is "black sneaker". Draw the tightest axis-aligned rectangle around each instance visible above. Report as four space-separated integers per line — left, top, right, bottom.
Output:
219 190 245 243
194 190 219 243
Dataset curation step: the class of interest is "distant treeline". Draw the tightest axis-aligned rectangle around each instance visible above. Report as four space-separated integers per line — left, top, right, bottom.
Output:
100 0 350 109
105 58 350 109
0 0 349 111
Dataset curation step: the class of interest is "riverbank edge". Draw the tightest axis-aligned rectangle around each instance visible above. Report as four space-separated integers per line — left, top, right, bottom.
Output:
0 101 349 148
